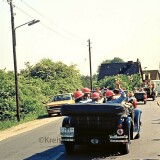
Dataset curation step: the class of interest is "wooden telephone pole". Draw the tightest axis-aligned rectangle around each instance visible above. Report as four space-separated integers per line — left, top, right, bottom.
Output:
9 0 20 121
88 39 93 90
8 0 39 122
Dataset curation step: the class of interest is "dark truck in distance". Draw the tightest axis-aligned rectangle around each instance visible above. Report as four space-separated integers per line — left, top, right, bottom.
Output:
134 92 147 104
143 87 156 101
60 103 142 155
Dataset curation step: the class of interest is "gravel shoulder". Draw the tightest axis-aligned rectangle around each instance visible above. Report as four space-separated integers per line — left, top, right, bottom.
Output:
0 116 62 141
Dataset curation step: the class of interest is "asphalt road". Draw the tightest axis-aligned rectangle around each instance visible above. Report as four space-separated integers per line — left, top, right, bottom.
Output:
0 97 160 160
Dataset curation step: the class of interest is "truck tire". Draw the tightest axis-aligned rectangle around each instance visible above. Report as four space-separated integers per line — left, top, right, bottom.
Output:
64 142 74 154
120 143 130 154
48 114 52 117
135 132 140 139
119 119 130 154
152 96 155 101
135 119 141 139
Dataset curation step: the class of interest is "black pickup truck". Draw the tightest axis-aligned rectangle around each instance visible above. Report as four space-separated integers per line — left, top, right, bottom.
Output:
60 103 142 155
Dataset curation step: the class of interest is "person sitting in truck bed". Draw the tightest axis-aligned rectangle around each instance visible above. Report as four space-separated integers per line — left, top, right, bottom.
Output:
82 87 92 103
88 92 104 104
89 92 101 103
104 81 126 104
133 87 139 93
73 89 92 103
73 90 84 103
126 91 137 108
138 87 145 93
113 89 121 99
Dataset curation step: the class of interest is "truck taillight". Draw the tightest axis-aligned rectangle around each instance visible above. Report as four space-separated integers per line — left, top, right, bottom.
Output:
144 94 147 99
117 124 122 129
117 118 123 134
118 118 124 128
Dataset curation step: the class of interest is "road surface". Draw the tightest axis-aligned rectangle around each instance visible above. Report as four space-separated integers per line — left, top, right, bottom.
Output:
0 98 160 160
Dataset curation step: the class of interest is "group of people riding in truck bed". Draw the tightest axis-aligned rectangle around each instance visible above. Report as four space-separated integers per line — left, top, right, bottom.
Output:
73 80 137 109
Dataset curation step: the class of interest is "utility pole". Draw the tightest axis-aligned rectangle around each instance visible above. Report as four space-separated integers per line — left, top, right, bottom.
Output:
8 1 40 122
88 39 93 90
9 0 20 121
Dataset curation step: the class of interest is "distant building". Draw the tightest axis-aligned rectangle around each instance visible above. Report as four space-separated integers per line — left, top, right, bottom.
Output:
142 70 160 81
98 59 143 81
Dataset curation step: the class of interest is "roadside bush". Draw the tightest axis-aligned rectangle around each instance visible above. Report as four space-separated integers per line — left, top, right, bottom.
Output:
0 59 83 130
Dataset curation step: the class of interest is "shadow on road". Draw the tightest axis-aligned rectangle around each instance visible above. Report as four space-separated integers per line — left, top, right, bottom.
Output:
37 114 62 119
152 139 160 141
136 103 146 105
61 144 122 160
24 144 64 160
24 144 123 160
151 118 160 124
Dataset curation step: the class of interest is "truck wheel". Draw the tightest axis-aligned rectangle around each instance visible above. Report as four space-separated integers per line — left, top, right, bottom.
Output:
64 142 74 154
120 121 130 154
152 96 155 101
135 119 141 139
48 114 52 117
130 123 134 140
135 132 140 139
120 143 130 154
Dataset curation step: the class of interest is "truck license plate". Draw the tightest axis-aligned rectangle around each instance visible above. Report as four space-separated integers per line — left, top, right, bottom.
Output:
60 127 74 137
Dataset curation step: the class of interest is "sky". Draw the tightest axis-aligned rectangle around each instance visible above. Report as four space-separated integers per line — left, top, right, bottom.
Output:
1 0 160 76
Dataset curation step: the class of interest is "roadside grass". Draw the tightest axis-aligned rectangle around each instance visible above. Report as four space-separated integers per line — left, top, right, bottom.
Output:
0 113 47 131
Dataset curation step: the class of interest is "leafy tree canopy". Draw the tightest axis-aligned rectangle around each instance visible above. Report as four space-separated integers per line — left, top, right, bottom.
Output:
102 57 124 64
21 58 83 94
97 74 141 91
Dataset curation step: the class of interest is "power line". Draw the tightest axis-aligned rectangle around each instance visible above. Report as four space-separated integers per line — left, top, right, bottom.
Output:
40 23 81 44
4 0 109 72
12 2 91 68
4 0 112 57
15 5 35 19
4 1 83 45
21 0 85 43
8 0 108 58
15 5 67 40
14 4 84 45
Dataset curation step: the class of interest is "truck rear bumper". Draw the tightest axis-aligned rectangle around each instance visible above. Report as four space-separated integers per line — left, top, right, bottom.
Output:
109 135 129 143
60 127 129 144
47 108 60 114
61 135 129 144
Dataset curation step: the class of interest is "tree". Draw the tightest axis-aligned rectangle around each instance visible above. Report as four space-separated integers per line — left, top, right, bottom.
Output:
101 57 124 64
110 57 124 63
0 58 84 123
20 58 83 94
98 74 141 91
0 69 17 121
